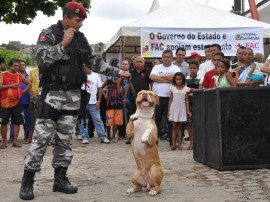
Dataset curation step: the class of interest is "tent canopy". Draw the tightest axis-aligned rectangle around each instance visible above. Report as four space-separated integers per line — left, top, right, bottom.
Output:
104 0 270 56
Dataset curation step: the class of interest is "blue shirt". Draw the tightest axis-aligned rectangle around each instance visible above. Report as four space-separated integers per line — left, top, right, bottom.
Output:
20 72 30 105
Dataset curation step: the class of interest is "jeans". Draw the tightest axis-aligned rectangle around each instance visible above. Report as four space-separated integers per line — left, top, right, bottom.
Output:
154 97 172 139
79 104 106 141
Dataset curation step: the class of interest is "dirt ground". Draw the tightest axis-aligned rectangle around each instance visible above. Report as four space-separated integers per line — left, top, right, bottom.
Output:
0 128 270 202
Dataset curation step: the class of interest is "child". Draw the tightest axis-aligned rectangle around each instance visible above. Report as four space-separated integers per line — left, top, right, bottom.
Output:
201 52 224 89
168 72 192 151
215 59 236 88
102 76 123 143
185 61 201 150
248 60 264 82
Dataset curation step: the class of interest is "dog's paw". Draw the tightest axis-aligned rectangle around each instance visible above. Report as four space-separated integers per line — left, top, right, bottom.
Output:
149 188 157 196
127 188 135 194
141 129 151 142
130 114 138 121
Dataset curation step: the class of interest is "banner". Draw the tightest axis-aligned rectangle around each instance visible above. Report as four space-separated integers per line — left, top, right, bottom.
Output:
140 27 264 57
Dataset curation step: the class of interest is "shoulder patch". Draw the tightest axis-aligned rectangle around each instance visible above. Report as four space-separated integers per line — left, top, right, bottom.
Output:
39 33 46 41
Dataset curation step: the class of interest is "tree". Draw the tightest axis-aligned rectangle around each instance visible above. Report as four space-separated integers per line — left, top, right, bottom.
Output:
0 0 92 24
6 44 20 51
0 49 23 69
93 42 105 53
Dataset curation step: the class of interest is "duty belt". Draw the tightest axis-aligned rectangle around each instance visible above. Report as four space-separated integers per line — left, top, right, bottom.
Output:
48 83 81 91
40 83 81 101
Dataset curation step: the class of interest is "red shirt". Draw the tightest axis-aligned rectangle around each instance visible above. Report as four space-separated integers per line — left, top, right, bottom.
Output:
1 72 23 108
202 69 219 89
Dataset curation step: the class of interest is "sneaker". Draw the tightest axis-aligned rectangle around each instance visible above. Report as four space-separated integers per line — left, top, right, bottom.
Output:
77 135 82 140
82 139 89 144
100 138 110 144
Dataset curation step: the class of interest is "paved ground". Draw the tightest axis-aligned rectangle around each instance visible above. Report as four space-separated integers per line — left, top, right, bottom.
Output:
1 130 270 202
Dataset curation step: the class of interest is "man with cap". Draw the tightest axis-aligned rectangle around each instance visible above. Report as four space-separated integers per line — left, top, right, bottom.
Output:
186 52 202 64
19 2 129 200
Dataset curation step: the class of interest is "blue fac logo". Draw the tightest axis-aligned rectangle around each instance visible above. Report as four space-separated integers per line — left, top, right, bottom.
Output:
235 33 242 40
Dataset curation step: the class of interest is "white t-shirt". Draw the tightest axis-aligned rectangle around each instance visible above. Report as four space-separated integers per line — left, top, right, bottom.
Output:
81 72 102 104
199 60 214 84
150 64 180 97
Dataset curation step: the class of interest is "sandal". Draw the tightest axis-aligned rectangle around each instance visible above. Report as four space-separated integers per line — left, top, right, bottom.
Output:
178 145 183 150
0 144 7 149
48 141 54 146
171 145 176 150
112 139 118 143
23 140 32 144
187 145 193 150
12 143 21 148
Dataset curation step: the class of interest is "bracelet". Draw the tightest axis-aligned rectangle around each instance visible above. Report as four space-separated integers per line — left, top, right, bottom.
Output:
97 101 101 103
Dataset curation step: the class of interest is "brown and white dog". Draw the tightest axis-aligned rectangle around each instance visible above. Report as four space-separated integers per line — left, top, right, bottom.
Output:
126 90 163 196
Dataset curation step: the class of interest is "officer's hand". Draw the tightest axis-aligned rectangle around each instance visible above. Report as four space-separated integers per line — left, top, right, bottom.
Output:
120 71 130 78
62 28 76 47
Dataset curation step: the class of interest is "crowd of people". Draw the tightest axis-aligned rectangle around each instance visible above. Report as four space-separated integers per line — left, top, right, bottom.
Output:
0 1 269 201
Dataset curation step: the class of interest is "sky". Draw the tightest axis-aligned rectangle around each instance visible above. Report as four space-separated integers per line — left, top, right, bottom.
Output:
0 0 261 45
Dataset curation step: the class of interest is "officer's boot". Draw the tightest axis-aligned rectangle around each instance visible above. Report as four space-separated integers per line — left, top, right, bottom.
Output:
19 170 35 200
53 167 78 194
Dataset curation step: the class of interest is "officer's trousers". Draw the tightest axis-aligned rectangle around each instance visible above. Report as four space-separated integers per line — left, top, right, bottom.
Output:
23 89 80 172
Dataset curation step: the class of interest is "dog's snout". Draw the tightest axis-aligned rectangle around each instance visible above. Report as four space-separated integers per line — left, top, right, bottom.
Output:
142 92 148 98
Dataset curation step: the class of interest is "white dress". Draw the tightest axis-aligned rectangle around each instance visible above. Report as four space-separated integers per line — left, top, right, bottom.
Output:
168 86 190 122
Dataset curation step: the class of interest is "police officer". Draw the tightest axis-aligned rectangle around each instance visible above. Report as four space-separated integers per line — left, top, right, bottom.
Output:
19 2 129 200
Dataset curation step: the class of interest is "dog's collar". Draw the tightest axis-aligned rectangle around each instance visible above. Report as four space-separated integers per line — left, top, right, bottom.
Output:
137 115 154 119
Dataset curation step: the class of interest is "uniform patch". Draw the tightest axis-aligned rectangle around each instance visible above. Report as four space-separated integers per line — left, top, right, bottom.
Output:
39 33 46 41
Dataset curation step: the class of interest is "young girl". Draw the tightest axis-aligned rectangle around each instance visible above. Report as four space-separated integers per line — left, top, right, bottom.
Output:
215 58 236 88
168 72 192 151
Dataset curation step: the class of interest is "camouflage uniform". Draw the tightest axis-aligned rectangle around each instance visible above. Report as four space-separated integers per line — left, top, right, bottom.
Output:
24 90 80 171
24 20 120 172
20 3 124 200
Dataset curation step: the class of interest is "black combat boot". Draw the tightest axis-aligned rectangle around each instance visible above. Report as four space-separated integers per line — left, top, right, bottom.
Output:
53 167 78 194
19 170 35 200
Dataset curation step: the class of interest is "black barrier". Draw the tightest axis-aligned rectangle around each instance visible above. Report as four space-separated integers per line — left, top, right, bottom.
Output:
193 86 270 171
193 90 207 164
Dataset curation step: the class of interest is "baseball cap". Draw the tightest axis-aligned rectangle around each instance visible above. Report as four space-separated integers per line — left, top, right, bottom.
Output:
187 52 202 62
65 2 87 19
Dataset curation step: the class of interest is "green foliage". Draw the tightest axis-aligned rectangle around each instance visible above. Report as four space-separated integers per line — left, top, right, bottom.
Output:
0 49 23 68
6 44 20 51
93 42 105 53
0 0 92 24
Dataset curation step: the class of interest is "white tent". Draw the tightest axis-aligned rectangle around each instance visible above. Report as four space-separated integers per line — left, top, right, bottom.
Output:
104 0 270 58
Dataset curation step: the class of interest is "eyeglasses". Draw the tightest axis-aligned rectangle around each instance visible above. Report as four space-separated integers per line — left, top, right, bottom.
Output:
13 65 20 67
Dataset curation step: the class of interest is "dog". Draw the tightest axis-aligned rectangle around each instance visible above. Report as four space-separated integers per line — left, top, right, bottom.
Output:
126 90 163 196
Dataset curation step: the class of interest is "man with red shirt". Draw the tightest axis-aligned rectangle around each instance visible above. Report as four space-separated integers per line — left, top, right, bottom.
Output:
201 52 224 89
0 58 31 149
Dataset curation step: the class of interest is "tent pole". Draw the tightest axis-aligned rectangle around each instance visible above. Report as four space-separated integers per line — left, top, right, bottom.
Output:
248 0 260 21
121 36 126 60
